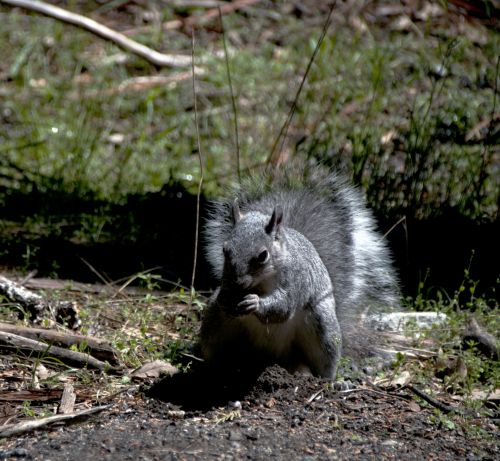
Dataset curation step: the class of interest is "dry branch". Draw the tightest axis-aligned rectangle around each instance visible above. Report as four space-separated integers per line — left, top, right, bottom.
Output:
406 385 471 416
1 0 192 67
0 389 62 402
0 274 80 327
171 0 223 6
0 323 119 365
23 275 179 301
0 331 121 373
0 274 46 319
0 405 110 438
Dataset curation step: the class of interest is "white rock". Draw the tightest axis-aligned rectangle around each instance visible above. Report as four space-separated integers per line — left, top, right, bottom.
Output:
367 312 447 332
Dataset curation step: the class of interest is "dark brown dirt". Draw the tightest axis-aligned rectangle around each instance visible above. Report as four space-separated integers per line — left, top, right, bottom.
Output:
2 365 498 460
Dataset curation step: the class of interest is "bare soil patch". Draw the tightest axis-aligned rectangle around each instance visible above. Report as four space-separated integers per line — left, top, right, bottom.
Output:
2 364 499 460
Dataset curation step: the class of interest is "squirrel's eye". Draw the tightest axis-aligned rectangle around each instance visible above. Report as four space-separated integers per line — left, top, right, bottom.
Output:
256 249 269 264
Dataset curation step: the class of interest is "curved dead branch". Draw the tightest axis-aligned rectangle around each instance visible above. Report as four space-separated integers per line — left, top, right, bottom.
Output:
1 0 192 67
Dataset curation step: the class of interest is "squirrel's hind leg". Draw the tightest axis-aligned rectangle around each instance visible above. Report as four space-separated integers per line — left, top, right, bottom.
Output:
296 295 342 379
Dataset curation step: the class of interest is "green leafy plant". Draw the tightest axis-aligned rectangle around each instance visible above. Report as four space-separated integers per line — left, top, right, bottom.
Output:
402 268 499 406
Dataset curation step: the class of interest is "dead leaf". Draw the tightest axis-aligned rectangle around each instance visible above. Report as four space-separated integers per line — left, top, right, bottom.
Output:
129 360 178 380
35 364 50 381
265 398 276 408
393 371 412 387
408 400 421 412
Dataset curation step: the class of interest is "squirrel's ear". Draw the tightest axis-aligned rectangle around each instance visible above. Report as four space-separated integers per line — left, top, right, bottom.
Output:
231 198 242 224
265 205 283 235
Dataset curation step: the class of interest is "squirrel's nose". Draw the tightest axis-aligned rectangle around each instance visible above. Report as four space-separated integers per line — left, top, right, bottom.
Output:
236 275 253 290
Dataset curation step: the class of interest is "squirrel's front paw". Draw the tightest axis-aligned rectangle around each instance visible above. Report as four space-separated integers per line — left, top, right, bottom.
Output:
237 294 260 315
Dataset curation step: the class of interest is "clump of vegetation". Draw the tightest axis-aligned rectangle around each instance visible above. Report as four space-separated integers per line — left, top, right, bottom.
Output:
392 269 499 410
0 2 497 221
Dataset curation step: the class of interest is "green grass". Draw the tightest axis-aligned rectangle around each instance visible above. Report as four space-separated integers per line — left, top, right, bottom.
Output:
0 2 498 220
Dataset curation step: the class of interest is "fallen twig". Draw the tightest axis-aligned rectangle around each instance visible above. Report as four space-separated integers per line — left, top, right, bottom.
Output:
0 331 122 373
0 274 47 320
0 274 80 327
306 388 324 404
0 405 111 438
0 389 62 402
1 0 192 67
189 30 204 305
406 385 473 416
23 276 168 298
0 322 119 365
267 1 336 165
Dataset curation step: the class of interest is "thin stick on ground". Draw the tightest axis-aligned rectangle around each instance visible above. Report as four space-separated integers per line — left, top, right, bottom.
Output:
0 275 79 327
189 31 204 306
0 322 119 365
1 0 192 67
218 6 241 182
406 385 472 416
0 405 111 438
0 331 122 373
79 257 132 301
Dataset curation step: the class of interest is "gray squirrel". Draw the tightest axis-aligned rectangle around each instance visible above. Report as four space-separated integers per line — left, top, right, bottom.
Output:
199 166 399 379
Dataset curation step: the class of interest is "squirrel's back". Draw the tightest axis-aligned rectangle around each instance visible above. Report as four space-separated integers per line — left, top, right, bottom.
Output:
205 166 399 358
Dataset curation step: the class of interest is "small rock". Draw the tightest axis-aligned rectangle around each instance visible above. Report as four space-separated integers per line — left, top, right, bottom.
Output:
332 380 355 391
0 448 29 459
166 410 185 419
381 439 403 448
246 430 259 441
264 398 276 408
368 312 447 332
229 401 242 409
228 430 243 442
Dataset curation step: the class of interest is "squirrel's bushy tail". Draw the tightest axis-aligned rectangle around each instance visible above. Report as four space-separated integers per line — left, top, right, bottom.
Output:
205 164 399 359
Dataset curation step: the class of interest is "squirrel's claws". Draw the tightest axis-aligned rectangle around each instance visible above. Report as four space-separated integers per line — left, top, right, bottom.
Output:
237 294 260 314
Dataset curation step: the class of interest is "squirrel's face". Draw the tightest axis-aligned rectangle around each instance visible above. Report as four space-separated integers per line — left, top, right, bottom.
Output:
222 205 283 292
